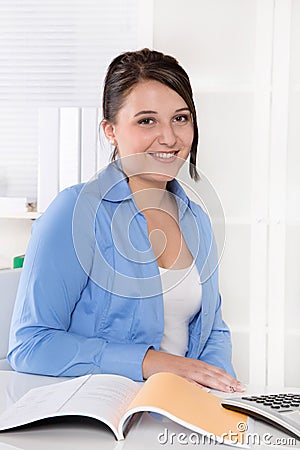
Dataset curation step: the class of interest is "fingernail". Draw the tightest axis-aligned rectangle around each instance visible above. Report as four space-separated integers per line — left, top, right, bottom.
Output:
237 382 246 392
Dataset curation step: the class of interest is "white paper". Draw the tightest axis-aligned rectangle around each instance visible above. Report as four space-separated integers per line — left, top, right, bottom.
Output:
61 375 141 436
0 374 141 439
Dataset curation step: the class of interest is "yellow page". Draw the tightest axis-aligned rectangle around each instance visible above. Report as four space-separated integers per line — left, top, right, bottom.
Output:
125 372 248 445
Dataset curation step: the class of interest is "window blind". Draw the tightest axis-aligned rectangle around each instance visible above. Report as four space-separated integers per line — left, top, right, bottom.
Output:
0 0 138 202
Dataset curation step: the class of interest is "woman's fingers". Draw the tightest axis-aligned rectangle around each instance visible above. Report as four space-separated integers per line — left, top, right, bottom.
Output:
184 360 241 392
195 361 245 392
142 349 245 393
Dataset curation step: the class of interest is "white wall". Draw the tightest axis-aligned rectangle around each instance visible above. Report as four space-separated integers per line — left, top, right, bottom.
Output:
153 0 300 387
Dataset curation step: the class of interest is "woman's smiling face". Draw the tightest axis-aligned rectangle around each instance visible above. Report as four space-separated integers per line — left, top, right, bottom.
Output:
103 79 194 187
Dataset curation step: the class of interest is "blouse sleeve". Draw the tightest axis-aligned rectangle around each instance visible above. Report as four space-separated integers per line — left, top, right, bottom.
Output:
199 293 236 378
7 187 151 380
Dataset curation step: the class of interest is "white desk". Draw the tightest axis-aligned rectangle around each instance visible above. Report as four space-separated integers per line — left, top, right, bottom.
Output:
0 370 299 450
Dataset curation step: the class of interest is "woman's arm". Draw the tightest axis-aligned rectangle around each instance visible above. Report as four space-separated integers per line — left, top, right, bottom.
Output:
7 187 151 380
198 293 235 376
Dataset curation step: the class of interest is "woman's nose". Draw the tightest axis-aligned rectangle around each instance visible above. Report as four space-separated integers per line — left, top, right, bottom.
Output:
157 123 177 147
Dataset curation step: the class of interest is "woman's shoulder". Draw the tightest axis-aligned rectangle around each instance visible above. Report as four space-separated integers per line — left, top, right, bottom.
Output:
43 182 85 216
189 199 209 218
33 181 89 235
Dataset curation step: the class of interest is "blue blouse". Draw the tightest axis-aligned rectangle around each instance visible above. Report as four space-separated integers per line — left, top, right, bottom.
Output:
8 162 235 381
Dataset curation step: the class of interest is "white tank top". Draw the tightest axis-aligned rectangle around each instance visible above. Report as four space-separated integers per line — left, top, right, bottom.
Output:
159 263 202 356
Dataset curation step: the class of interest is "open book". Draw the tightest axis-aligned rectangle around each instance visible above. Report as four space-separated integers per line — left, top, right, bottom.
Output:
0 372 248 446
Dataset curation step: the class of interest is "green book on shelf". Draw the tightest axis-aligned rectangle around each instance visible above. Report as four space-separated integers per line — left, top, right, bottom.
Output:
13 255 25 269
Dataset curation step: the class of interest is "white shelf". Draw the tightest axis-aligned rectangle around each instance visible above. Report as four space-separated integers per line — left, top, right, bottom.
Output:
0 212 41 219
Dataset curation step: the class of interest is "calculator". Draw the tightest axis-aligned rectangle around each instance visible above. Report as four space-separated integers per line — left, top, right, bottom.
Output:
221 393 300 439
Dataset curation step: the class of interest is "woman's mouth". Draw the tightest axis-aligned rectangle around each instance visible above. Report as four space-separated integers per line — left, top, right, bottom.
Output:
148 150 179 162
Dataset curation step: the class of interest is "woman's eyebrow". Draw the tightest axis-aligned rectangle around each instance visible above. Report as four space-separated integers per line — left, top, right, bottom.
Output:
134 107 190 117
134 110 157 117
175 107 190 112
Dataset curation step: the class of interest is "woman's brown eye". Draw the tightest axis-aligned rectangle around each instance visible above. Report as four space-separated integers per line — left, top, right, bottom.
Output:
175 115 188 122
138 118 154 125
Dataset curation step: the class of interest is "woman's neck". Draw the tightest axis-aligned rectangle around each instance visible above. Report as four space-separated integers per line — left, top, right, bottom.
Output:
128 176 172 212
128 175 167 193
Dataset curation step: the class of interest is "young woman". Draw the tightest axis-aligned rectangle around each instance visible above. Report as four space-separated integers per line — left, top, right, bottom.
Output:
8 49 244 393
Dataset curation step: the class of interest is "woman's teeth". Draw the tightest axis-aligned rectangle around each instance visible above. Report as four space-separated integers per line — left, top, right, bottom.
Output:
151 152 176 159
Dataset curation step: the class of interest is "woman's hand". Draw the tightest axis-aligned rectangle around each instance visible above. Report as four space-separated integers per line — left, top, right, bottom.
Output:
142 349 245 393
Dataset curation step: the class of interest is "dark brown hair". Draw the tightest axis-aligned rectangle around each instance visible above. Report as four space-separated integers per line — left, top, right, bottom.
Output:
102 48 199 180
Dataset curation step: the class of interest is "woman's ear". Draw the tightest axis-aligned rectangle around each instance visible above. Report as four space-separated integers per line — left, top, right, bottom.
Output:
102 120 117 146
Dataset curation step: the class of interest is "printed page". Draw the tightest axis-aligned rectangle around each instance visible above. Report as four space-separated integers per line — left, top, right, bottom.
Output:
0 375 90 431
0 374 140 439
59 374 141 438
120 372 248 446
